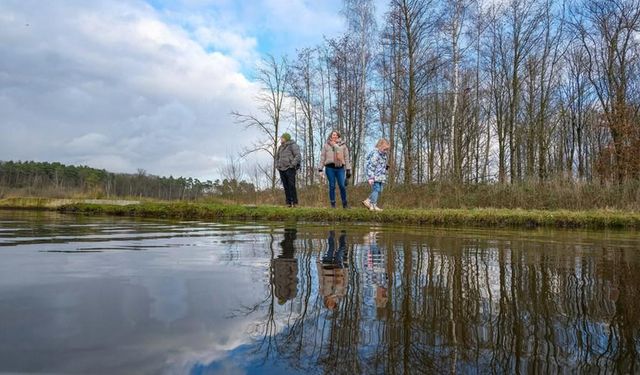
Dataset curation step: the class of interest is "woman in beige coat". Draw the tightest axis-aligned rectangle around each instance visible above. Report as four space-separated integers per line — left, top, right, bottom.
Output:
318 130 351 208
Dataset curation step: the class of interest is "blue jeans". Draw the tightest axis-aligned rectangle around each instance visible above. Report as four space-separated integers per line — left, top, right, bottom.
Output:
368 181 384 205
323 230 347 267
325 167 347 206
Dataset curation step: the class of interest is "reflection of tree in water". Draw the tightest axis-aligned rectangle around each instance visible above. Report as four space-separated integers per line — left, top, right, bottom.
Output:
243 229 640 374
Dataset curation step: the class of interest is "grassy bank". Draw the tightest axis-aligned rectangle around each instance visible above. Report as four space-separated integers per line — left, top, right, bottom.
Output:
1 197 639 229
243 181 640 211
3 179 640 210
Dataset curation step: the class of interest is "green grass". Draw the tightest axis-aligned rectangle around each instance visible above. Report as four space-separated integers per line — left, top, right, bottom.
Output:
2 197 639 229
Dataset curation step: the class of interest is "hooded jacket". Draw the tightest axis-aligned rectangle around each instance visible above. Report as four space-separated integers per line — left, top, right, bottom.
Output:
319 138 351 170
275 140 301 171
365 148 389 183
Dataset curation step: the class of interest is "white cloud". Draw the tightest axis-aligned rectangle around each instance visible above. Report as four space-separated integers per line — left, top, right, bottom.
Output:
0 0 360 181
194 25 258 63
0 0 262 180
153 0 347 59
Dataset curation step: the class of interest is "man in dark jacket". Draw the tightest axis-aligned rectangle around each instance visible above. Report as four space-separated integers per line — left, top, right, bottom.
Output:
275 133 302 207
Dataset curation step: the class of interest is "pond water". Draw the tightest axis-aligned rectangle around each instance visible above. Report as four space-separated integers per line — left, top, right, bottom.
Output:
0 210 639 374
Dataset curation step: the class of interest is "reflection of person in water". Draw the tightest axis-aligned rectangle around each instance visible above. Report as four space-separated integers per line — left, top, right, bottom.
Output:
272 228 298 305
318 230 349 310
365 232 388 318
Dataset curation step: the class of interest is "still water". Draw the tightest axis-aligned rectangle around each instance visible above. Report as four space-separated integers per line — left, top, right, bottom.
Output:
0 210 639 374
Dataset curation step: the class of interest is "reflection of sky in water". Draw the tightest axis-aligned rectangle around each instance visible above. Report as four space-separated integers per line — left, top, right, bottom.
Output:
0 211 278 373
0 210 639 374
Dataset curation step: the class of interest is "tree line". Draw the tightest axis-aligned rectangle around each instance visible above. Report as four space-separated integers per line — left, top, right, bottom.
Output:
234 0 640 189
0 161 254 200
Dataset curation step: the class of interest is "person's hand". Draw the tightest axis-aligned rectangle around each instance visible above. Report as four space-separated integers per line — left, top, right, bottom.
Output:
368 178 374 185
346 169 351 179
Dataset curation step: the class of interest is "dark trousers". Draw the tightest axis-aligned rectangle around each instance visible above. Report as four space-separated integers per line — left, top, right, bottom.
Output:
279 168 298 205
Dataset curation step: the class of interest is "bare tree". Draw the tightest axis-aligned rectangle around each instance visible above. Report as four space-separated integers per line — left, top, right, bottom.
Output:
342 0 377 182
559 46 593 179
572 0 640 182
232 54 290 189
444 0 466 182
485 0 544 183
218 154 246 183
388 0 436 184
290 48 319 185
515 0 566 182
377 12 405 185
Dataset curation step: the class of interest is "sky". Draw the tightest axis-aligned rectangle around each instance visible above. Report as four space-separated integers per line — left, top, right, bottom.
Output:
0 0 361 181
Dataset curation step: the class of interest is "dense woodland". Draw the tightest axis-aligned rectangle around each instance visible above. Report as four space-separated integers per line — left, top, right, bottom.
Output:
0 161 254 200
234 0 640 190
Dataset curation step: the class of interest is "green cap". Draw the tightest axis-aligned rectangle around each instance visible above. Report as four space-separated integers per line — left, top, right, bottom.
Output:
281 133 291 141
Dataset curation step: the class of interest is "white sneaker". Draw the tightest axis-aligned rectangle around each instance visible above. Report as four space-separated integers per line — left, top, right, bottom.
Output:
372 204 383 211
362 199 372 210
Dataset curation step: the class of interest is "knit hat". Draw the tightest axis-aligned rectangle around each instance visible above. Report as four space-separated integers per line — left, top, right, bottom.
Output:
281 133 291 141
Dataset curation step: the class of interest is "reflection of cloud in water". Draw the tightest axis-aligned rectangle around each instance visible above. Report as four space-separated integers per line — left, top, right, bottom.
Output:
5 212 640 374
160 320 265 374
142 276 188 324
0 216 280 373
